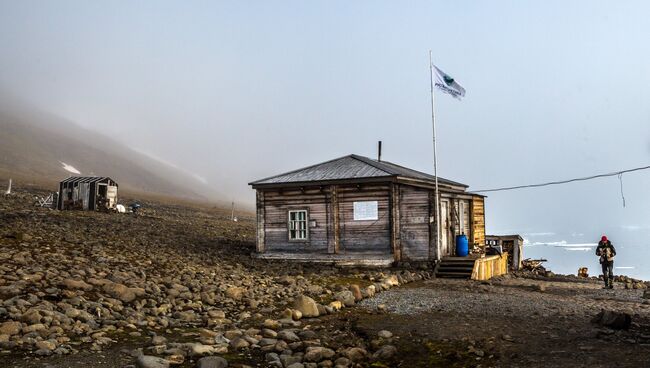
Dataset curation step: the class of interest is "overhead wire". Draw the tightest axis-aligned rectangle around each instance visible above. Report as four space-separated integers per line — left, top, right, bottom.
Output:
473 164 650 194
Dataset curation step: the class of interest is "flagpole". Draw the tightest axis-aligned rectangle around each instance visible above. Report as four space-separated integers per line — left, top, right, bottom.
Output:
429 50 441 262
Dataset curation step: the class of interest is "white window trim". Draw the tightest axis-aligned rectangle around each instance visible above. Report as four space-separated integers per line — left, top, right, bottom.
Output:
288 209 309 241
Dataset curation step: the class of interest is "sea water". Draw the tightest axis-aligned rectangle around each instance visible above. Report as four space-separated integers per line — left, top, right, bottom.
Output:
521 232 650 281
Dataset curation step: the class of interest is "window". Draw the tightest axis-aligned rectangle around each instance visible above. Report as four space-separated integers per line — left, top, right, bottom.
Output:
288 210 308 240
353 201 378 220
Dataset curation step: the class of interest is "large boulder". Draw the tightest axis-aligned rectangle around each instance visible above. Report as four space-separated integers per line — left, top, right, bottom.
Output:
197 356 228 368
372 345 397 360
229 337 250 350
304 346 336 362
591 309 632 330
0 321 21 336
292 295 319 318
349 285 363 302
225 287 246 301
35 340 57 351
103 282 144 303
365 285 376 298
136 355 170 368
334 290 355 307
344 347 368 362
61 278 93 291
277 329 300 342
190 343 217 356
382 275 399 287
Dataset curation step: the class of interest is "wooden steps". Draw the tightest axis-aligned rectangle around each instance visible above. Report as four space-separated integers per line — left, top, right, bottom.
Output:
436 257 476 279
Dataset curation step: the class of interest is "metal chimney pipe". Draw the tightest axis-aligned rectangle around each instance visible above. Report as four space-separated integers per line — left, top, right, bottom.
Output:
377 141 382 162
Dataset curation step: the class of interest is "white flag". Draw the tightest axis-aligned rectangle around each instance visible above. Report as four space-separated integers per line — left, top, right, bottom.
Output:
433 65 465 100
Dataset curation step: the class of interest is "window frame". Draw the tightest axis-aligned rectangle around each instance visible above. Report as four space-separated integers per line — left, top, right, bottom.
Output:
287 209 309 242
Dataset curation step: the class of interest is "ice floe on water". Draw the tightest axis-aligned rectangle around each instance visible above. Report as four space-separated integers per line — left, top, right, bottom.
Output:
527 240 597 248
553 242 597 248
525 232 556 237
60 162 81 174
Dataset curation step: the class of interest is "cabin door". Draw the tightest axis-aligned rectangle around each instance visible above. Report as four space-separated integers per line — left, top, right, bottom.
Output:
439 199 452 256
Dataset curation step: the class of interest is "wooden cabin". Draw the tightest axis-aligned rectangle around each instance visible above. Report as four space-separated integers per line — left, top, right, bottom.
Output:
249 154 486 266
57 176 118 211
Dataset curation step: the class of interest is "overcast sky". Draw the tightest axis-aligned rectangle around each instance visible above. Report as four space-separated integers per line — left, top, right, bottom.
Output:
1 1 650 242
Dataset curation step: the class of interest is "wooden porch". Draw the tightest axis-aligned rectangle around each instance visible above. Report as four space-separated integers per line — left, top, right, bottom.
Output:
436 253 508 280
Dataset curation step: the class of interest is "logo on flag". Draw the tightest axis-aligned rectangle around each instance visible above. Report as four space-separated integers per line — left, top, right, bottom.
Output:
433 65 465 100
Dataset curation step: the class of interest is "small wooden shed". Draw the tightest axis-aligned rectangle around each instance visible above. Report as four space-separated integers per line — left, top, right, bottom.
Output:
57 176 118 211
486 234 524 270
249 154 486 266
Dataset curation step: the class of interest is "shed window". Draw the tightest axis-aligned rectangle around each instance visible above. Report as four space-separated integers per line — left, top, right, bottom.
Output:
288 210 308 240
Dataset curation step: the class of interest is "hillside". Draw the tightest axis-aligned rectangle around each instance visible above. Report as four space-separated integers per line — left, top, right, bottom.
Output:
0 102 225 203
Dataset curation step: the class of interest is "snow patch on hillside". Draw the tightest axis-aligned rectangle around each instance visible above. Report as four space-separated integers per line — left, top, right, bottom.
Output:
60 162 81 174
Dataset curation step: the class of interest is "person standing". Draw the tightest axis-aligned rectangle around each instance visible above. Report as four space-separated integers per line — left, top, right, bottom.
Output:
595 235 616 289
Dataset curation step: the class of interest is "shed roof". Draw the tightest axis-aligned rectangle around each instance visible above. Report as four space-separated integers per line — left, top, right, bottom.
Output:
249 154 468 188
60 176 117 185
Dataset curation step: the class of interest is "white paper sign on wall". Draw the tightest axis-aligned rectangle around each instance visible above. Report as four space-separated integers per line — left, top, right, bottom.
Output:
353 201 378 221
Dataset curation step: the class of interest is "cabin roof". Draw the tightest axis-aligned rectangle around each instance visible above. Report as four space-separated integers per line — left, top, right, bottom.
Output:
249 154 468 188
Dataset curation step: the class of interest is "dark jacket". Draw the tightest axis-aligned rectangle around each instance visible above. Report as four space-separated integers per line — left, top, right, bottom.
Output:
596 240 616 263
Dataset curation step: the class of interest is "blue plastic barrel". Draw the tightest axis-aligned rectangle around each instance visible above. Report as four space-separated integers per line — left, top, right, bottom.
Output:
456 234 469 257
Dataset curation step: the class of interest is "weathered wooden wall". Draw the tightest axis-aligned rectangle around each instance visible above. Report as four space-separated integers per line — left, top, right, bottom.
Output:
256 191 265 252
259 184 391 256
338 184 391 255
399 185 431 260
262 187 329 253
255 183 484 262
470 196 486 248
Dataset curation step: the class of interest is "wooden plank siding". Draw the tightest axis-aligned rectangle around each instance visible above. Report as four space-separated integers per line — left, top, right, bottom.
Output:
398 184 431 261
390 184 401 262
338 184 391 255
263 188 329 253
255 182 484 264
329 185 340 254
260 184 392 257
256 190 265 252
470 196 486 249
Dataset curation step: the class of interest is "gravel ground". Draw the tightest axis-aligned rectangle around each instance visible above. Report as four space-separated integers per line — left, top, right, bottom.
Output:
360 277 649 318
355 277 650 367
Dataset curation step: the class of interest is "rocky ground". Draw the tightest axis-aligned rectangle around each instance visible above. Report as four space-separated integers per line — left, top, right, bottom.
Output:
0 186 429 368
2 185 650 367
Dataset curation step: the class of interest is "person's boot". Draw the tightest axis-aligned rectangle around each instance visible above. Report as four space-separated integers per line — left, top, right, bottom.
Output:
609 279 614 289
603 279 609 289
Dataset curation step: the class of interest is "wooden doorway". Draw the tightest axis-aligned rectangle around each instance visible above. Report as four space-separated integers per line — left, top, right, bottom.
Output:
439 199 453 256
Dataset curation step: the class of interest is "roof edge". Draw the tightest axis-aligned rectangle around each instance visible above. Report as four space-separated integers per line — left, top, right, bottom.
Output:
248 154 364 185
